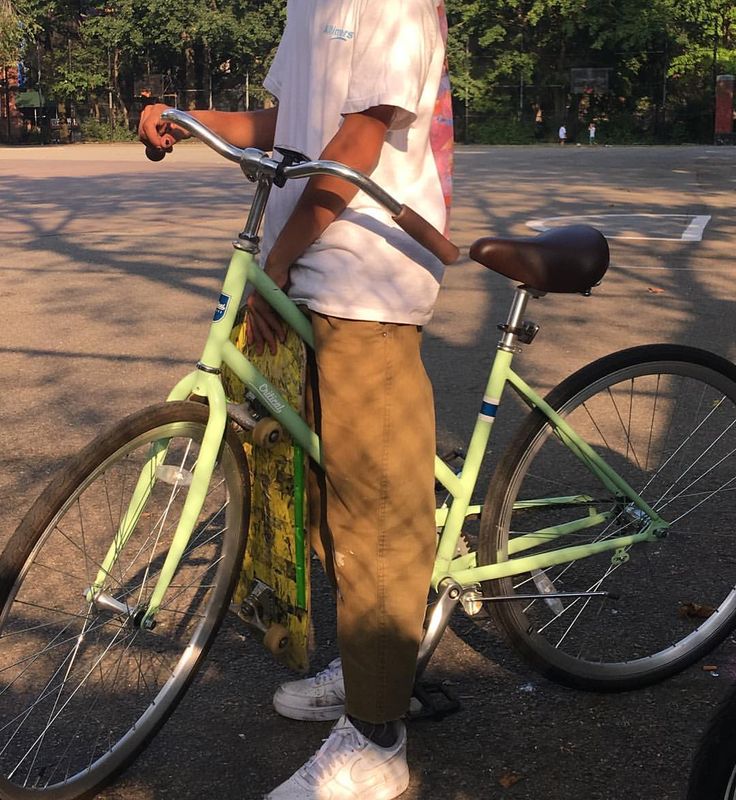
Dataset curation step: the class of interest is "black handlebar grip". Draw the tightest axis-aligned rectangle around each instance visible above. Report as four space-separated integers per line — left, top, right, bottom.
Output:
145 146 166 162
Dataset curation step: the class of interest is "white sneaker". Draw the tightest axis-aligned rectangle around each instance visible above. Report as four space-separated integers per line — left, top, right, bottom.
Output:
273 658 345 721
264 715 409 799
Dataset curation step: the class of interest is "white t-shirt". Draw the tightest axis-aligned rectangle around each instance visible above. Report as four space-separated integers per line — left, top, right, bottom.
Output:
262 0 447 326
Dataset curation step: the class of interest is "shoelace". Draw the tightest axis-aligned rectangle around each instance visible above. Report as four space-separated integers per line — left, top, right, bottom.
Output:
300 720 363 785
313 658 342 687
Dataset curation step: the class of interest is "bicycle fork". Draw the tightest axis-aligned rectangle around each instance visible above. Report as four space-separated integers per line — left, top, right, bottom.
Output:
85 373 229 628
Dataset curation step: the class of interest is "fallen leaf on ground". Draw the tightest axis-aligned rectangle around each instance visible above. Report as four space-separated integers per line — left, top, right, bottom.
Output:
679 602 715 619
499 770 523 789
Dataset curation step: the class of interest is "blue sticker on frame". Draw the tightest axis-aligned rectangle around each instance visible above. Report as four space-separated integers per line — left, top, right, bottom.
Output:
213 293 230 321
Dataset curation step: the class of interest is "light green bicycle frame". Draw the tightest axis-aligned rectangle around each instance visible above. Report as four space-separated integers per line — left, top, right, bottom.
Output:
431 350 668 590
89 245 668 625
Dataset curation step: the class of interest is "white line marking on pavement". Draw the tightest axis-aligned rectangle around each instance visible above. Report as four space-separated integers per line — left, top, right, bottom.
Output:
613 265 733 271
681 216 712 241
526 213 712 241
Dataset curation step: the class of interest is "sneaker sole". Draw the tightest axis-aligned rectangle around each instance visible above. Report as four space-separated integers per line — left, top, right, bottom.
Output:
272 695 345 722
367 772 410 799
264 778 408 800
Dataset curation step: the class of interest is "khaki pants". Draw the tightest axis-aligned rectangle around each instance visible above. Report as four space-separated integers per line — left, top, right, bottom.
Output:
306 313 437 723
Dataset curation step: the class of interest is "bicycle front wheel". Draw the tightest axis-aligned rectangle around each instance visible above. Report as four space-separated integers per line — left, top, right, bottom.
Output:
0 402 249 799
480 345 736 690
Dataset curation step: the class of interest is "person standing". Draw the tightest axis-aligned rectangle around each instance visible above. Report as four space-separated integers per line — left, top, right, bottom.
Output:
534 106 544 140
588 122 596 145
559 123 567 144
140 1 449 797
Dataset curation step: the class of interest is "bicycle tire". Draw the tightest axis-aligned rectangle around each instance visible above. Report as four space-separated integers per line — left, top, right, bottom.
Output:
0 401 250 799
479 344 736 691
687 683 736 800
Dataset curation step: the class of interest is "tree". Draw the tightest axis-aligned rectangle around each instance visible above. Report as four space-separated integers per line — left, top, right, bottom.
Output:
0 0 24 65
445 0 735 143
5 0 733 143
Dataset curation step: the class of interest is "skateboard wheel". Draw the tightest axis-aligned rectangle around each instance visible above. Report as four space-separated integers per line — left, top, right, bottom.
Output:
264 623 290 655
253 418 283 448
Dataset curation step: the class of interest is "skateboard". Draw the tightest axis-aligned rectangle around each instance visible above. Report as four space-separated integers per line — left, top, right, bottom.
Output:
222 308 311 672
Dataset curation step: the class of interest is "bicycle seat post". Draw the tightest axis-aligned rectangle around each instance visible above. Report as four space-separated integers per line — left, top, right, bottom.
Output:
497 286 542 351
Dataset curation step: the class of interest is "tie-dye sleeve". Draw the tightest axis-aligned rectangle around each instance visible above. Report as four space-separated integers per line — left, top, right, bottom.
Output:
430 0 454 235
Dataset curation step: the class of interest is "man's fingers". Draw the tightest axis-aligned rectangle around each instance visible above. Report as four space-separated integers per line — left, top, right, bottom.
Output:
246 297 287 356
247 305 278 355
139 105 185 154
139 107 165 149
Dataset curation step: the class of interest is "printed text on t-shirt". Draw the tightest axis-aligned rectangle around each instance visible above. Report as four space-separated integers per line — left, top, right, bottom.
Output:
323 24 354 40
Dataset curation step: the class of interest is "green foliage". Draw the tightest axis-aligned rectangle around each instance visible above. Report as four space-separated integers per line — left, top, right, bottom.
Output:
79 116 135 141
445 0 736 143
5 0 735 144
470 116 536 144
0 0 23 64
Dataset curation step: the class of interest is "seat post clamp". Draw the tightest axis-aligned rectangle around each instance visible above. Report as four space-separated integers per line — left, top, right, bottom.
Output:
497 321 540 345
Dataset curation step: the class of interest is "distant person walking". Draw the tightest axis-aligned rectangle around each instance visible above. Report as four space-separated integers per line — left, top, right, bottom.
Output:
558 124 567 145
588 122 596 145
534 107 544 140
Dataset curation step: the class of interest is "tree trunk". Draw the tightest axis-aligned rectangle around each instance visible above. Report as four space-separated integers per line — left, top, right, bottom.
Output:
113 47 129 128
184 35 196 110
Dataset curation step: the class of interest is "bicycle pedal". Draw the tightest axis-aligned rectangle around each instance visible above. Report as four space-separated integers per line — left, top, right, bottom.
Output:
408 681 461 721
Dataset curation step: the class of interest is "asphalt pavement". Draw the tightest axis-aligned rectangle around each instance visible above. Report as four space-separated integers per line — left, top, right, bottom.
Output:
1 140 735 799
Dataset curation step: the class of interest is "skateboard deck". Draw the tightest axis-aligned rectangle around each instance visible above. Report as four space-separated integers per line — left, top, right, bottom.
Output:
222 309 310 672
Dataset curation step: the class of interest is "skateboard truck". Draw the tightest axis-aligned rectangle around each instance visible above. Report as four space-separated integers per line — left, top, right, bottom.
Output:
231 579 291 655
227 393 283 449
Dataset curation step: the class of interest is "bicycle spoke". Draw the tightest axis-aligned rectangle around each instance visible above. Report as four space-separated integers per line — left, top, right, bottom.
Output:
484 351 736 688
9 626 136 782
0 408 245 794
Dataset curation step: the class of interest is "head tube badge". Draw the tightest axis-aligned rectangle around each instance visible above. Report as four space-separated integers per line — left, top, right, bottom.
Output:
213 293 231 322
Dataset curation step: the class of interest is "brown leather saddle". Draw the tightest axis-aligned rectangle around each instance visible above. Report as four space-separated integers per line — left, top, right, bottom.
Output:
469 225 609 293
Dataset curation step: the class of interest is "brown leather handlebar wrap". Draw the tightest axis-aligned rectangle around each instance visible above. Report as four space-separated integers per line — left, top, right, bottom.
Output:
392 205 460 265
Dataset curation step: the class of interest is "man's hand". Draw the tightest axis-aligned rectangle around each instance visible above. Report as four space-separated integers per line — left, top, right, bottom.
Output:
245 255 292 355
138 103 190 154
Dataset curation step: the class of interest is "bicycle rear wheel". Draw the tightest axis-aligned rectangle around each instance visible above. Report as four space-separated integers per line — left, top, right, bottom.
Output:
480 345 736 690
0 402 249 799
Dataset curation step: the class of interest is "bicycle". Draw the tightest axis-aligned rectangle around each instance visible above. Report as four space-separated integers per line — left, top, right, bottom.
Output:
2 108 736 799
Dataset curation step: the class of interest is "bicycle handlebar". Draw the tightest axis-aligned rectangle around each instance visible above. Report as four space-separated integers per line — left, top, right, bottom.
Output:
156 109 460 265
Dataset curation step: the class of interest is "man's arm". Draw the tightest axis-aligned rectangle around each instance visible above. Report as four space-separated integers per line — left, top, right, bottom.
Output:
139 105 278 152
246 105 396 354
